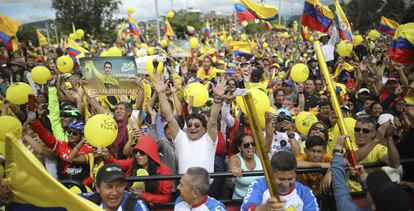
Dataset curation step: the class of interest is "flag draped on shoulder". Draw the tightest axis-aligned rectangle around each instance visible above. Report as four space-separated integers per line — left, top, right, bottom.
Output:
239 0 278 21
230 41 254 60
335 0 353 41
203 21 211 38
379 16 400 35
128 14 146 43
36 29 48 46
301 0 334 33
388 23 414 64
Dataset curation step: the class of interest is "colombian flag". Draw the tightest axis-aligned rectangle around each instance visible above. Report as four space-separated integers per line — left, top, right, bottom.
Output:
203 21 211 38
0 14 20 51
388 23 414 64
234 0 256 23
128 15 146 43
239 0 278 21
379 16 399 35
335 0 353 42
230 41 253 60
187 25 195 36
301 0 334 33
163 17 175 39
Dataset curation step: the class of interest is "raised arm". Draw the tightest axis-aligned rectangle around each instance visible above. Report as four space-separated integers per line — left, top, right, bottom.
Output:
154 75 180 140
208 78 227 141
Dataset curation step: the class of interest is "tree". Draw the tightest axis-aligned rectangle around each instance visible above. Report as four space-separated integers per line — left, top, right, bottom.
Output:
402 1 414 23
344 0 406 33
52 0 122 41
168 10 203 38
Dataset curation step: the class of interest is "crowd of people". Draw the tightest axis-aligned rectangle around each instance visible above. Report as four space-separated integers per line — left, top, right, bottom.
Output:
1 18 414 211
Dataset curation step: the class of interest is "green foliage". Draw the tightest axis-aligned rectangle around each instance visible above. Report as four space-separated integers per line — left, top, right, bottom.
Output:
168 10 203 38
402 2 414 23
51 0 122 42
344 0 406 33
244 22 266 34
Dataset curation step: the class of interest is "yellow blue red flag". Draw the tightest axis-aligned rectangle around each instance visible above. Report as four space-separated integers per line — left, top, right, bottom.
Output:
239 0 278 21
301 0 334 33
380 16 400 35
0 14 20 45
335 0 353 41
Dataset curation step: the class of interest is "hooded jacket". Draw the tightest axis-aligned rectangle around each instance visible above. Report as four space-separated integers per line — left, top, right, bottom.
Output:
108 136 173 204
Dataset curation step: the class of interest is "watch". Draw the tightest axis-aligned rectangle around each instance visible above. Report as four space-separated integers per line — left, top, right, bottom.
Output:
287 132 295 139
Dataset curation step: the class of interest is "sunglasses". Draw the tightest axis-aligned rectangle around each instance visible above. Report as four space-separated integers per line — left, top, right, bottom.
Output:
133 150 146 156
140 128 149 133
67 130 80 136
354 127 372 134
187 123 201 129
61 112 74 118
311 126 325 132
243 142 256 148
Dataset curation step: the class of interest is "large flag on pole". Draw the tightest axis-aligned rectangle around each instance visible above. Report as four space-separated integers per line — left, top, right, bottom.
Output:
163 17 175 39
128 15 146 43
0 14 20 46
203 21 212 38
301 0 334 33
379 16 400 35
239 0 278 21
388 23 414 64
233 0 257 24
335 0 353 42
36 29 48 46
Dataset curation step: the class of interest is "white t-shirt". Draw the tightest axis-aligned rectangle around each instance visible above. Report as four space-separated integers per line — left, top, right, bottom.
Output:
268 131 301 158
174 130 217 174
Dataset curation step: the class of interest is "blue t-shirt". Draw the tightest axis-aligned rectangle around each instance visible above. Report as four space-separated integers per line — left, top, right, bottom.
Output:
80 191 148 211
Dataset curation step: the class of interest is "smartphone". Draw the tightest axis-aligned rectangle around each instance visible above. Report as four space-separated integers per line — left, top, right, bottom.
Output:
131 110 140 120
28 94 36 111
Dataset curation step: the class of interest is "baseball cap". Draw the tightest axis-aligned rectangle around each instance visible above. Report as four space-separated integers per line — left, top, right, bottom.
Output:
377 113 394 125
276 108 291 117
366 170 409 211
387 77 399 83
95 164 126 185
283 80 293 87
357 88 371 97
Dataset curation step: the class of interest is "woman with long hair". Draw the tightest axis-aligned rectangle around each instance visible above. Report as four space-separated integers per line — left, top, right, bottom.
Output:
107 135 173 204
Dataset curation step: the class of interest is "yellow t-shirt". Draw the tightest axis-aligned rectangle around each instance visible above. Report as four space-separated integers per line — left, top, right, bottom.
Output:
196 67 225 81
348 143 388 192
296 153 332 195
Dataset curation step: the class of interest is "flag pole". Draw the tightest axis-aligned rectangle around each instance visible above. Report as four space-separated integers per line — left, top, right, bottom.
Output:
242 93 280 201
314 40 360 175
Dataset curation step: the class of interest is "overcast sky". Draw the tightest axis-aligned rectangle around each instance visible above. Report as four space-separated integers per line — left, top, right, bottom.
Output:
1 0 342 24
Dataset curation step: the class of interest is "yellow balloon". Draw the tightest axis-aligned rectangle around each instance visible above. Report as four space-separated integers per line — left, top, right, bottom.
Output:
146 58 155 75
107 47 122 56
295 111 318 135
160 39 168 48
353 35 364 45
290 63 309 82
128 7 135 14
336 40 353 57
219 35 226 43
184 83 209 107
57 55 74 73
263 42 268 48
167 11 175 18
100 51 109 57
156 61 164 74
32 66 51 85
189 37 198 49
6 82 33 105
227 35 233 42
69 33 77 40
147 47 155 55
140 43 148 49
235 89 270 128
333 117 356 142
241 34 247 41
76 29 85 38
367 30 380 39
84 114 118 147
0 116 22 143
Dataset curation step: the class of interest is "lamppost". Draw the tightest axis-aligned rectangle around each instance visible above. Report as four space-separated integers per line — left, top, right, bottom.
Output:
155 0 161 42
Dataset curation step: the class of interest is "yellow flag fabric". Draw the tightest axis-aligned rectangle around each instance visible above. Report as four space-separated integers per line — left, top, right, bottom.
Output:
164 18 175 38
239 0 278 21
0 14 20 36
36 29 48 46
68 38 89 54
5 134 102 211
11 37 19 52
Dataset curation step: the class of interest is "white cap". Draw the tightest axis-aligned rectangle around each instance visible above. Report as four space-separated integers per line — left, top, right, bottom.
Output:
381 166 401 184
377 113 394 125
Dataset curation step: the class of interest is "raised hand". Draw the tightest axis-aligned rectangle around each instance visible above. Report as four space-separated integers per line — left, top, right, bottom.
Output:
212 77 227 98
153 74 168 93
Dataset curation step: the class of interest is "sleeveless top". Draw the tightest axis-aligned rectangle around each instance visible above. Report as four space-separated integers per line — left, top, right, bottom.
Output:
233 153 263 199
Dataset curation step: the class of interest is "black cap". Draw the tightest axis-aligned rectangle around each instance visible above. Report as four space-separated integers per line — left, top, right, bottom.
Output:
95 164 126 185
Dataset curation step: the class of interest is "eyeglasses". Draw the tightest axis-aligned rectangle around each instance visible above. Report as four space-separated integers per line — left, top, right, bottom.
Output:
311 126 325 132
187 123 201 129
354 127 372 134
133 150 146 156
67 130 80 136
243 142 256 148
140 128 149 133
